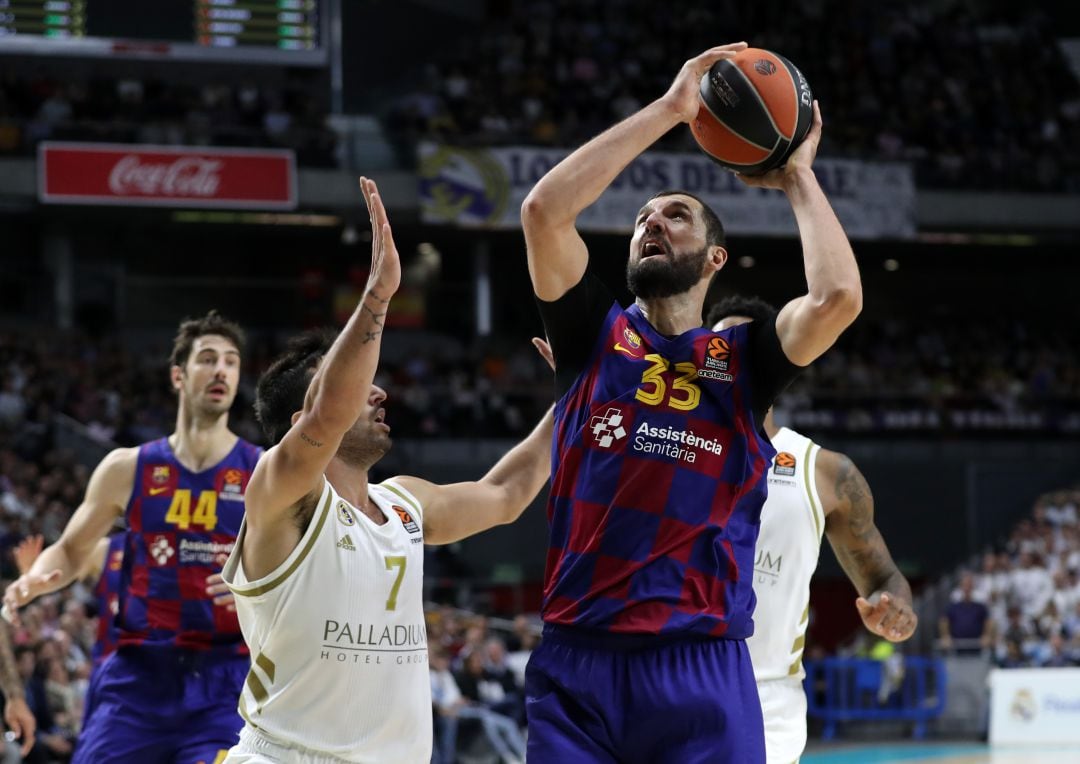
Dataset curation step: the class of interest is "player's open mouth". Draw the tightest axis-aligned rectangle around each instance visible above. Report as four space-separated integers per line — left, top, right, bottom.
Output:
641 239 668 258
208 385 228 397
374 408 390 431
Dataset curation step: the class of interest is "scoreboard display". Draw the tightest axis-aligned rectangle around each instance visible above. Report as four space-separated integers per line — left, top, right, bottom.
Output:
0 0 324 64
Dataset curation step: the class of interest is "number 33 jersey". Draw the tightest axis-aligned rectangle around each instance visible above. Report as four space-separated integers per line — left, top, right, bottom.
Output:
122 436 262 654
222 478 430 763
544 303 778 639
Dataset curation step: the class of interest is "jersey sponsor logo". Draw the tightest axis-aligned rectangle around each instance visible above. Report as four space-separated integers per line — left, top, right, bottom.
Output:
148 536 175 566
336 501 356 526
633 420 724 464
337 534 356 551
588 407 628 449
705 336 731 372
774 451 797 476
149 486 171 496
107 549 123 572
218 468 246 502
321 619 429 666
392 506 421 534
178 539 233 566
755 548 783 587
696 368 734 383
614 342 642 358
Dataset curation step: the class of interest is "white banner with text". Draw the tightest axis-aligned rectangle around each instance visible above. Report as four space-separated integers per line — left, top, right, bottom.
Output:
418 143 915 240
989 667 1080 746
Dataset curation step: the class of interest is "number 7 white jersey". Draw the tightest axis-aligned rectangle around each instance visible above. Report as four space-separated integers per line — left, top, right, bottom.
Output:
222 478 430 763
748 427 825 683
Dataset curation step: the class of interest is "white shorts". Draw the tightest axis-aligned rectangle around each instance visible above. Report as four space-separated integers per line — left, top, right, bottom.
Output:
757 676 808 764
224 726 354 764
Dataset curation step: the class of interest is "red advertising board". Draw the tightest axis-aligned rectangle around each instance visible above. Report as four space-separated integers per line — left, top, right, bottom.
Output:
39 142 297 209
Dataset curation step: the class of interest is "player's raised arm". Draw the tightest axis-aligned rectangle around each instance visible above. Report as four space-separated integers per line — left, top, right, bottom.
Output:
818 450 916 642
2 448 132 623
393 405 554 545
741 102 862 366
244 177 400 524
521 43 747 301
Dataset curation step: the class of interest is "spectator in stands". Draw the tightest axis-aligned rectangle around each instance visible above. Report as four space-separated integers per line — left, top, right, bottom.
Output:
429 645 466 764
452 648 526 764
998 640 1029 669
1035 633 1075 668
940 572 993 654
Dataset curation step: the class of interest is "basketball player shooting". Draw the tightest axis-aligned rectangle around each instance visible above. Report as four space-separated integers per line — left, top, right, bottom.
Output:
219 178 553 763
711 296 916 764
519 43 861 763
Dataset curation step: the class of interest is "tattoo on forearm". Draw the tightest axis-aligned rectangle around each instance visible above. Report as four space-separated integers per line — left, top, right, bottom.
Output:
0 623 23 699
360 302 386 327
299 432 324 448
362 330 382 344
835 456 873 541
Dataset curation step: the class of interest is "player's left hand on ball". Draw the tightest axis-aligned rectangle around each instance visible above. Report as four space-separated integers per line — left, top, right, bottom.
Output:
855 591 917 642
737 100 823 191
206 573 236 612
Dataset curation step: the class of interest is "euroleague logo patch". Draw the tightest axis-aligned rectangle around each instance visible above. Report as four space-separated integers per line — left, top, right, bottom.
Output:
393 505 421 534
703 336 731 377
774 451 797 477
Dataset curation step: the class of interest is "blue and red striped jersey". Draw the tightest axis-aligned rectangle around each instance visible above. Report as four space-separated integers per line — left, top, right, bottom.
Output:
543 303 777 638
91 533 125 666
119 437 261 654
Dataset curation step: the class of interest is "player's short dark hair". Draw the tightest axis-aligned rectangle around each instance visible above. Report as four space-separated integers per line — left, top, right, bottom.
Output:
649 189 726 248
169 310 246 368
706 295 778 330
255 328 337 446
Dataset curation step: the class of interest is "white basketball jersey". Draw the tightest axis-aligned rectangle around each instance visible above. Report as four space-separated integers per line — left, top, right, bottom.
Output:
222 478 431 763
748 427 825 683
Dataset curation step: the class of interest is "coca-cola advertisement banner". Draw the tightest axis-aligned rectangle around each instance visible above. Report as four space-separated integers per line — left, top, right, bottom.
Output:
38 142 297 209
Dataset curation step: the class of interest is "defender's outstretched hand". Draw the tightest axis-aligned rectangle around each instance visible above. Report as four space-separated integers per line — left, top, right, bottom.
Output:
359 177 401 300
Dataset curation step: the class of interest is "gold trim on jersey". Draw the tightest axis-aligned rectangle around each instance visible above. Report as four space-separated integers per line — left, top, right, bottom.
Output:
256 652 276 682
802 442 823 539
231 491 333 598
381 481 422 516
243 652 277 717
788 605 811 676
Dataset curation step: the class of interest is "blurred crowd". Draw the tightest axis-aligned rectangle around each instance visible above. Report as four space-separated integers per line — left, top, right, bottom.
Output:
939 489 1080 668
0 75 337 166
427 608 539 764
387 0 1080 192
2 312 1080 462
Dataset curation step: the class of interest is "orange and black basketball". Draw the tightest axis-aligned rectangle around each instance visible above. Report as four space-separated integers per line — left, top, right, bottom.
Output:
690 48 813 175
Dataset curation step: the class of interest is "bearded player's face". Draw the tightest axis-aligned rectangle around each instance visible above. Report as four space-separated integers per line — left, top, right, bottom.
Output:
627 195 711 299
337 385 392 467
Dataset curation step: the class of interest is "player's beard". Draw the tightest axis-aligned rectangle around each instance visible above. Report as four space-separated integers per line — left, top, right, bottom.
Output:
626 245 709 299
337 421 392 469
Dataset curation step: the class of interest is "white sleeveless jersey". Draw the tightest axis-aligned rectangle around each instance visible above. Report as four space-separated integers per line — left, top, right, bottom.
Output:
222 478 431 763
748 427 825 683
